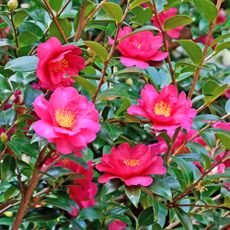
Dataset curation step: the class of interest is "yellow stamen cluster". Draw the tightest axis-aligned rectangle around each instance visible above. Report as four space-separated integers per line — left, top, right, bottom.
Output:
55 108 75 128
123 159 140 167
53 59 68 72
154 101 171 117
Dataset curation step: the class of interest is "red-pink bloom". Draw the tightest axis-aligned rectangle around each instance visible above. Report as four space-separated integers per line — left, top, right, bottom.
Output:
216 9 227 25
110 26 167 68
128 84 197 135
96 142 166 186
108 220 127 230
194 35 215 49
36 37 85 90
32 87 100 154
224 88 230 99
152 8 184 39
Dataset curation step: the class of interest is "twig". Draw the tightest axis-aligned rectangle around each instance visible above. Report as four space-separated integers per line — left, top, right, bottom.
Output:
150 1 176 86
188 0 224 98
43 0 68 43
174 203 230 211
9 11 19 56
92 2 130 103
171 150 229 205
11 146 51 230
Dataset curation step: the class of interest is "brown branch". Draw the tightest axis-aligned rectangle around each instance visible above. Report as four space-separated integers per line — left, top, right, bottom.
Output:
11 146 50 230
92 2 129 103
188 0 224 98
150 1 176 86
43 0 68 43
9 11 19 56
171 150 229 205
74 0 108 42
173 203 230 211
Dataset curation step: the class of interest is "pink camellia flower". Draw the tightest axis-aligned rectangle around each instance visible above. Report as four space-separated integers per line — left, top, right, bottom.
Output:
152 8 184 39
216 9 227 25
108 220 127 230
194 35 215 49
128 84 197 135
96 142 166 186
32 87 100 154
110 26 168 68
36 37 85 90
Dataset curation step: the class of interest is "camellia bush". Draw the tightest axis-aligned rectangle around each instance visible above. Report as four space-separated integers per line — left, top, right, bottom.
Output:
0 0 230 229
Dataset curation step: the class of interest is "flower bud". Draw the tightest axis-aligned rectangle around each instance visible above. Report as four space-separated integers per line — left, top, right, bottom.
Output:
7 0 18 11
0 132 8 143
4 211 13 217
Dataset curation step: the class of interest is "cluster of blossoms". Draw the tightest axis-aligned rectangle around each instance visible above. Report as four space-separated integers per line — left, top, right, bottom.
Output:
28 4 229 219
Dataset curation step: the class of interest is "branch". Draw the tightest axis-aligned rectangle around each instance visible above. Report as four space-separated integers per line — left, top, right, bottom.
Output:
188 0 224 98
171 150 229 205
92 2 130 103
150 1 176 86
43 0 68 43
9 11 19 56
11 146 51 230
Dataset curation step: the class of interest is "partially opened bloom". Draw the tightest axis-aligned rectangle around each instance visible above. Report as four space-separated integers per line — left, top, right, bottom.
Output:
216 9 227 25
110 26 167 68
96 142 166 186
36 37 85 90
108 220 127 230
152 8 184 38
32 87 100 154
128 84 197 135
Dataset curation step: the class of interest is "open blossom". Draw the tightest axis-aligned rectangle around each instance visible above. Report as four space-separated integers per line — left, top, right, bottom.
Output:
96 142 166 187
32 87 100 154
36 37 85 90
152 8 184 38
128 84 197 135
108 220 127 230
110 26 167 69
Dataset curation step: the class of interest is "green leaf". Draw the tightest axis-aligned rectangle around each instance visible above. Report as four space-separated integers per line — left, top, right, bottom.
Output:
84 41 108 62
175 208 193 230
202 80 228 104
25 208 61 222
49 18 71 43
24 87 43 107
50 0 63 13
0 155 16 180
225 99 230 114
18 31 38 47
205 172 230 181
216 132 230 150
130 0 150 9
164 15 193 31
14 10 28 27
177 40 203 65
211 33 230 47
0 38 14 47
0 108 16 126
61 153 88 169
75 76 96 97
5 56 38 72
215 41 230 54
138 206 154 226
148 180 172 201
102 122 123 141
193 0 218 22
125 186 141 208
102 2 123 23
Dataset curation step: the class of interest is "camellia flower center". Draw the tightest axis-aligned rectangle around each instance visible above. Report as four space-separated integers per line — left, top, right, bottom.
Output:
154 101 171 117
55 108 75 128
53 58 68 73
123 159 140 167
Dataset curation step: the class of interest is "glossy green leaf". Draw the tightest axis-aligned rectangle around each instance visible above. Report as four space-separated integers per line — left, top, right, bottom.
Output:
18 31 38 47
202 80 228 104
50 0 63 13
102 2 123 23
193 0 218 22
61 153 88 169
175 208 193 230
0 108 16 126
164 15 193 31
14 10 28 27
177 40 203 65
125 186 141 208
0 155 16 180
75 76 97 97
211 33 230 47
130 0 150 9
138 206 154 226
215 41 230 54
0 38 14 47
216 132 230 150
24 87 43 107
84 41 109 62
225 99 230 114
